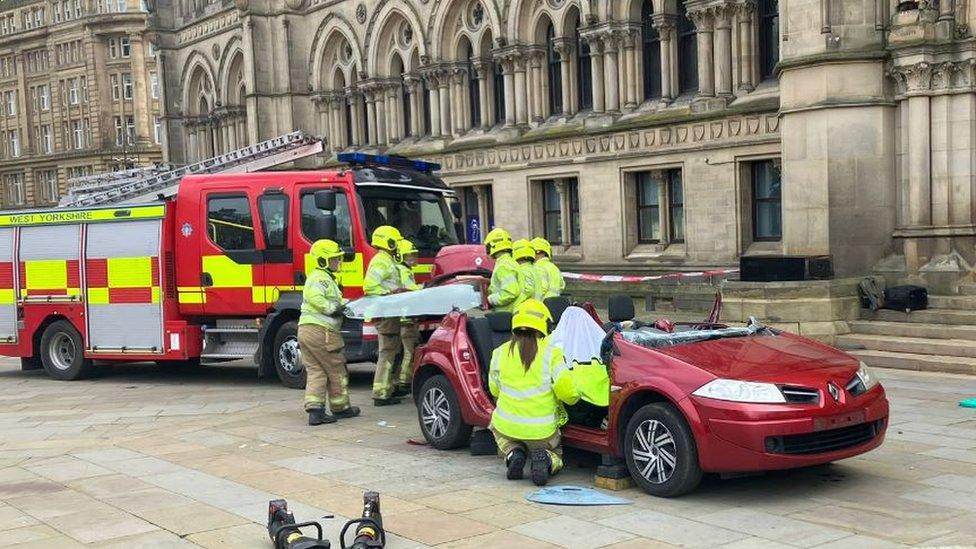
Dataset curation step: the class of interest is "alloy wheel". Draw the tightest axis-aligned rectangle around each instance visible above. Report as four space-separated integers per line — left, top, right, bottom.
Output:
631 419 678 484
421 386 451 439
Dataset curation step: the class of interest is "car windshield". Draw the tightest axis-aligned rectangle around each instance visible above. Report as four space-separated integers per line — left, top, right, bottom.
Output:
357 186 459 256
619 318 773 349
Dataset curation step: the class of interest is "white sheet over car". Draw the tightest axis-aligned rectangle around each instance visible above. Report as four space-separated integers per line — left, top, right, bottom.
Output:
343 284 482 320
549 306 606 364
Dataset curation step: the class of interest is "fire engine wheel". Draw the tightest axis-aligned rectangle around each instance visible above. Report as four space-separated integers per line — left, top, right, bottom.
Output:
623 403 702 498
39 320 93 381
273 321 306 389
417 375 471 450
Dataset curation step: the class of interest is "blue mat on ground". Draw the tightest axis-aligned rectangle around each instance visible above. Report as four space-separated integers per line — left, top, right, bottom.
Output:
526 486 633 506
960 398 976 409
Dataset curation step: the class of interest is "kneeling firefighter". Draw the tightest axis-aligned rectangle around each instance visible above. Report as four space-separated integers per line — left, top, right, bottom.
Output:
485 228 520 312
364 225 408 406
488 299 581 486
392 239 422 397
300 239 361 426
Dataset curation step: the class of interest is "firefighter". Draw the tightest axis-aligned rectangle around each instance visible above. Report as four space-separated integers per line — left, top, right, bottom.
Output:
300 239 361 426
532 237 564 299
364 225 408 406
488 299 580 486
512 239 540 305
392 238 422 397
485 227 520 312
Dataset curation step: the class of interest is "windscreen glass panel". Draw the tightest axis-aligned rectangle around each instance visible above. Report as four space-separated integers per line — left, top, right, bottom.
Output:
357 186 459 255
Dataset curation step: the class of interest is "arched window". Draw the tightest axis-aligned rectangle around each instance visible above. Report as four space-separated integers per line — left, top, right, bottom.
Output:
493 61 505 124
641 0 662 99
677 2 698 94
545 22 562 115
575 19 592 110
758 0 779 81
468 60 481 127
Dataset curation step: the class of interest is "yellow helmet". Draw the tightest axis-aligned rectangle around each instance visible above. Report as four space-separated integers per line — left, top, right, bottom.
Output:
310 239 344 269
512 239 535 262
513 299 553 336
531 237 552 258
395 239 418 263
485 227 513 256
371 225 402 251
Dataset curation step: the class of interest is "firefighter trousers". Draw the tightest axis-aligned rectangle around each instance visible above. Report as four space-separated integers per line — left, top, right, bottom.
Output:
394 321 420 387
373 318 402 400
490 426 564 474
298 324 351 413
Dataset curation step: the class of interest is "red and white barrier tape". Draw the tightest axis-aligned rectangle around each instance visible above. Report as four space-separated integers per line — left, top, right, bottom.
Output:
562 268 739 283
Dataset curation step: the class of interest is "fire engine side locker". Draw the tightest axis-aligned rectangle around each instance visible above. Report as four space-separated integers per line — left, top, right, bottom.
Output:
0 228 16 343
84 219 165 353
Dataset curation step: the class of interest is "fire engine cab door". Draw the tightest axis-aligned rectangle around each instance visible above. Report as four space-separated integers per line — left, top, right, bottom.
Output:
0 228 16 343
201 191 266 316
85 220 164 352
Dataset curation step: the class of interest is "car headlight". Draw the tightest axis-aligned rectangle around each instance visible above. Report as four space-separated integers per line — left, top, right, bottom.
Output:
692 379 786 404
855 361 879 391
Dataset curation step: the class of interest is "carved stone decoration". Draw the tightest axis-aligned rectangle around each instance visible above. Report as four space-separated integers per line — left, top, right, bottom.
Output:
660 128 672 145
614 135 625 150
729 119 741 136
572 141 581 155
585 138 596 153
765 115 779 133
356 3 367 24
676 126 688 143
629 132 640 147
600 136 611 151
693 125 706 141
546 143 556 156
710 122 723 139
535 145 545 159
746 117 760 134
644 131 655 147
558 142 568 156
284 0 304 10
211 44 220 60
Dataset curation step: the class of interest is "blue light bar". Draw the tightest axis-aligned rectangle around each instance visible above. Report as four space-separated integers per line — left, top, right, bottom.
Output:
337 152 441 173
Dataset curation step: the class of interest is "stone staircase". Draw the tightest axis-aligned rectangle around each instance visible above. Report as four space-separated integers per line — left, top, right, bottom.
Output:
835 285 976 375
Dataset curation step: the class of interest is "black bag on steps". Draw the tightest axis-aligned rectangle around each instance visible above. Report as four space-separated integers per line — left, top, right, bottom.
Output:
882 285 927 312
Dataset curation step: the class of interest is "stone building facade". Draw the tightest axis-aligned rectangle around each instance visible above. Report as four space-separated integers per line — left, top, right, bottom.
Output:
0 0 163 209
154 0 976 290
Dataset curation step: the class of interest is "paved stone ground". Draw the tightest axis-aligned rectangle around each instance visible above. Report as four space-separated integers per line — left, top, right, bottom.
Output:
0 359 975 548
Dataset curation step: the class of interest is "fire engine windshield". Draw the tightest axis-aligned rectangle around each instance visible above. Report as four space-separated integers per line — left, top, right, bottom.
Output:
357 186 460 255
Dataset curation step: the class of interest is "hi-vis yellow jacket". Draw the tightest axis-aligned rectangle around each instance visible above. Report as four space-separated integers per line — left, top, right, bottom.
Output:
299 268 345 332
515 261 539 308
396 263 422 291
363 250 400 296
488 253 520 312
489 338 580 440
536 257 564 299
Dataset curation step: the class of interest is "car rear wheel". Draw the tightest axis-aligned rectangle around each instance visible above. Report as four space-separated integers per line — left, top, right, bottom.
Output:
39 320 93 381
624 403 702 497
274 321 305 389
418 375 472 450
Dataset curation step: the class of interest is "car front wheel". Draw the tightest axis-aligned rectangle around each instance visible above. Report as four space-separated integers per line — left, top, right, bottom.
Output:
418 375 472 450
623 402 702 497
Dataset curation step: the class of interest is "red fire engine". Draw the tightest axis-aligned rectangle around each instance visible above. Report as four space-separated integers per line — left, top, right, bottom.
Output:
0 135 476 388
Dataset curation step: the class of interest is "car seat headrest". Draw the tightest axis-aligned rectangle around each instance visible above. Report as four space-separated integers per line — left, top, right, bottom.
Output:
487 311 513 332
607 294 635 323
544 296 571 324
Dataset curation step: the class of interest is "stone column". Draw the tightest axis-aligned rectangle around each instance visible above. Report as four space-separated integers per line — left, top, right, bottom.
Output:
501 57 516 127
714 6 733 97
554 39 573 115
652 15 677 101
737 1 755 92
403 76 418 137
424 72 441 137
375 84 388 145
585 36 605 112
691 9 715 98
623 29 638 109
348 90 362 146
514 53 528 125
528 51 543 121
439 71 451 136
903 64 933 228
364 87 376 145
473 60 491 128
602 32 620 112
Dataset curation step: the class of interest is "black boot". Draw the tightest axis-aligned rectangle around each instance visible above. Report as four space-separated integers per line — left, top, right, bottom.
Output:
505 448 527 480
307 408 336 426
373 396 402 407
530 448 552 486
392 384 411 398
333 406 361 419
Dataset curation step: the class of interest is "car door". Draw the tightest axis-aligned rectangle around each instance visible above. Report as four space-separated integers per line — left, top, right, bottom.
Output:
253 188 294 306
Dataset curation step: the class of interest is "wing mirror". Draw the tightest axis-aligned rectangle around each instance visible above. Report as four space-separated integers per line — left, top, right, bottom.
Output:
314 189 337 211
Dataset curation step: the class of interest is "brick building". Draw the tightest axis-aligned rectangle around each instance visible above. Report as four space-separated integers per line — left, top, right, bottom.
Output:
0 0 163 209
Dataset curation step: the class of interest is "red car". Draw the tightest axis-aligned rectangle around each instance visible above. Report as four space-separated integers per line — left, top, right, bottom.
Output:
411 295 889 497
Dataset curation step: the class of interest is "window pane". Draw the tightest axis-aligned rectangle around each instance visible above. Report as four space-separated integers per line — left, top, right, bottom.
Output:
544 212 562 244
639 205 660 242
677 3 698 94
543 181 560 210
302 190 353 249
752 160 783 240
671 205 684 242
547 23 562 115
759 0 779 81
258 195 288 249
208 195 255 250
753 161 781 199
755 202 781 238
569 180 580 245
669 172 683 205
642 1 662 99
638 174 659 206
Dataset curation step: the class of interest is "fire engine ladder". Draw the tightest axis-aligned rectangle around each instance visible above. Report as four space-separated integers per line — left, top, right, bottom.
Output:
59 131 324 208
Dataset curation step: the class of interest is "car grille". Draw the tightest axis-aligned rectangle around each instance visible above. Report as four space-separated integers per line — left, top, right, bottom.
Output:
781 386 820 404
765 419 885 455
